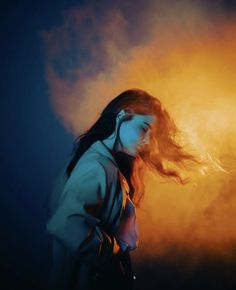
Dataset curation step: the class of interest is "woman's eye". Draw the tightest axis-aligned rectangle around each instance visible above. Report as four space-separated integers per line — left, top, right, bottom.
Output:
142 127 148 133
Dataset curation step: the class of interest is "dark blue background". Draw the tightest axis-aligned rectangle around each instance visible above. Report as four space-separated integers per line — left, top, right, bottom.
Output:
1 1 77 289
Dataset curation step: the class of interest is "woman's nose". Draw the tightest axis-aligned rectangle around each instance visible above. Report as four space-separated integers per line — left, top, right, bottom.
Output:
143 133 149 145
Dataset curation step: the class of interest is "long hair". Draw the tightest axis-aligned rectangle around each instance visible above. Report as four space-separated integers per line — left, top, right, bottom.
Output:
66 89 199 207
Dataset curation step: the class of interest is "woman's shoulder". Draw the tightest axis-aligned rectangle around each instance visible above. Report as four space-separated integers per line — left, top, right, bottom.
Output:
73 150 119 180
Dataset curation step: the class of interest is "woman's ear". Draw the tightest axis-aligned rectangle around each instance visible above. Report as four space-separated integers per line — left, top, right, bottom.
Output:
116 109 134 125
116 109 126 122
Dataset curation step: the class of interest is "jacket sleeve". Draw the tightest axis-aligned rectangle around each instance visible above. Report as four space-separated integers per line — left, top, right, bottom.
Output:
46 160 121 267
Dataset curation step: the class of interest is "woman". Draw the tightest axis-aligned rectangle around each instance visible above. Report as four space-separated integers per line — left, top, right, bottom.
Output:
46 89 198 290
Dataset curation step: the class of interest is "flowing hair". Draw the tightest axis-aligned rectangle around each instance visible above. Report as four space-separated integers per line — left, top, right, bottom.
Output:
66 89 200 207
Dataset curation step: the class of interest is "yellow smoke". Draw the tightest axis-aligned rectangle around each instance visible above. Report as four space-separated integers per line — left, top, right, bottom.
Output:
42 1 236 264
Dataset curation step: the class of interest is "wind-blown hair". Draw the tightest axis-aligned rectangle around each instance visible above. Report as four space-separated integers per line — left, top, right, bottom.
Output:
66 89 199 207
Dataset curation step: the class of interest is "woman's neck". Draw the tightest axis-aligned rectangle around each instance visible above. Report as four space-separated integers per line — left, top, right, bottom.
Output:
101 135 122 154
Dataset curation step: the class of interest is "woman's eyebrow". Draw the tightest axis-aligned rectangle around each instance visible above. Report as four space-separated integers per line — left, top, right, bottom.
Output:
143 122 151 128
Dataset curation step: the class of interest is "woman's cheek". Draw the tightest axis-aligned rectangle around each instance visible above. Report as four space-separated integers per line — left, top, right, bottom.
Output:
131 132 140 146
123 127 139 150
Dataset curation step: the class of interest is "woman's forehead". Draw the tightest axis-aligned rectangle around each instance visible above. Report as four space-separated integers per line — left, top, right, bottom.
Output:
133 114 156 124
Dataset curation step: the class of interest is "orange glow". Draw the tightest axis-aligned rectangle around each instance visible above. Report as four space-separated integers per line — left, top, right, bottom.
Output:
42 2 236 264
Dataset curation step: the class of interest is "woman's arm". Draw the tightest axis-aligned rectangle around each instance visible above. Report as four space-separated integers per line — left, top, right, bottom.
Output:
46 160 122 267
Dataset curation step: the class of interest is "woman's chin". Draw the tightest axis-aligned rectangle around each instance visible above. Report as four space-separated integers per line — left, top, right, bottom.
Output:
130 148 140 157
123 148 136 157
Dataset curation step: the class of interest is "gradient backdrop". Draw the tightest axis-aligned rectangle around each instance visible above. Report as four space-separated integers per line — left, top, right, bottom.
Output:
1 0 236 289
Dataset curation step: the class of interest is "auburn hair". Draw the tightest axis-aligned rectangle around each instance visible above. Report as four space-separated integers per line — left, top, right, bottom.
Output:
66 89 200 207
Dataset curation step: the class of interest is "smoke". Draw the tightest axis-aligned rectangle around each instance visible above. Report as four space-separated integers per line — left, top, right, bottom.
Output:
42 0 236 264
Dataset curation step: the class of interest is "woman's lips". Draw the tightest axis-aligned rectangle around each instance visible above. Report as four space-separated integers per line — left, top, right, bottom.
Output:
136 144 143 151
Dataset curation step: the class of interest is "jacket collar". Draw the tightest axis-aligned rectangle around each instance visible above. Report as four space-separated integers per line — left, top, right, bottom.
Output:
90 140 118 168
90 140 130 194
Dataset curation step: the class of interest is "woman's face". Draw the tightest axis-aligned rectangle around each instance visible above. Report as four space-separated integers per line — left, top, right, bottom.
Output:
118 113 156 157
